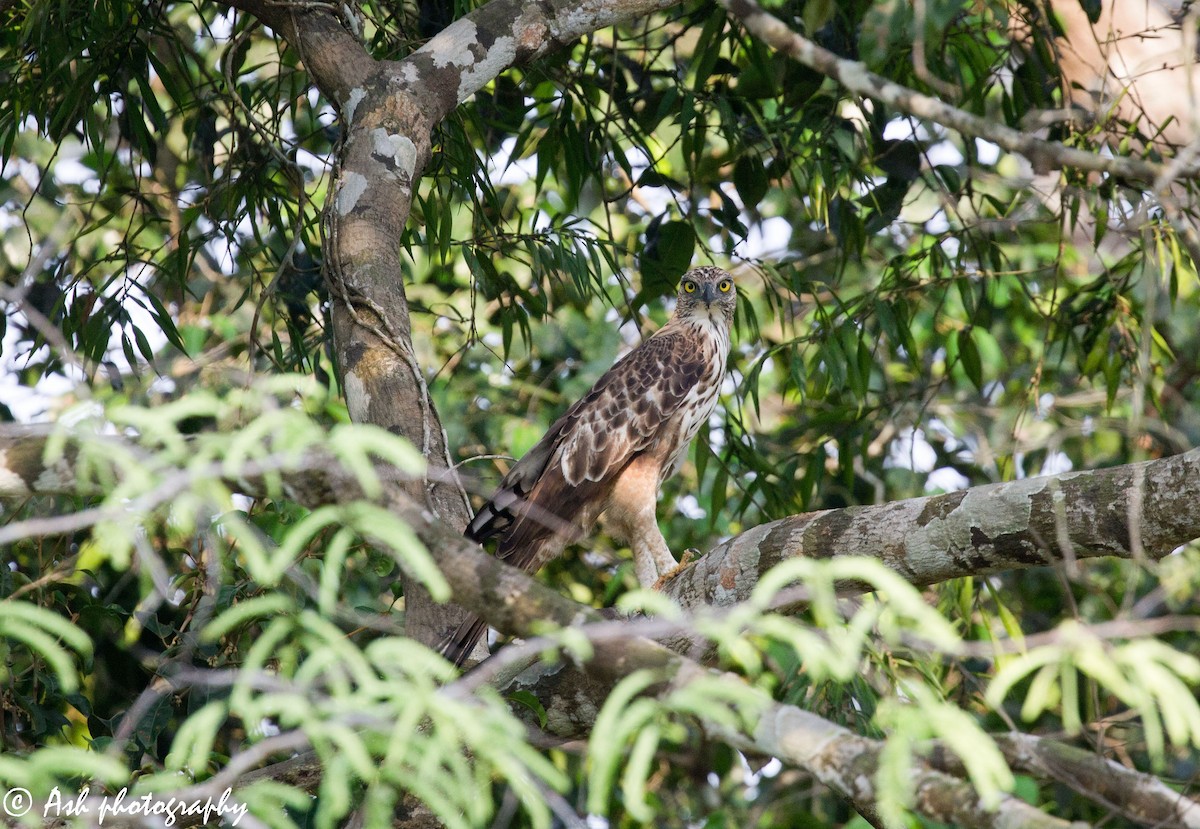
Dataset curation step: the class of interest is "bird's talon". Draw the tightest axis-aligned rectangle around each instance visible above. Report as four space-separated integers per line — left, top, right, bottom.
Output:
651 549 701 591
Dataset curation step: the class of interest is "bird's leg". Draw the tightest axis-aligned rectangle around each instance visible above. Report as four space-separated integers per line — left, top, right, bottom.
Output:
633 549 659 587
629 518 674 588
648 528 680 580
604 457 698 589
629 518 700 590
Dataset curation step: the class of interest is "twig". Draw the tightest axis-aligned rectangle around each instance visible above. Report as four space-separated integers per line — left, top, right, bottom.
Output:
719 0 1197 183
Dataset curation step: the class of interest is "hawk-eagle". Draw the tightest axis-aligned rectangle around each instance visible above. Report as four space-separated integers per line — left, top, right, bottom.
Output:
444 265 736 665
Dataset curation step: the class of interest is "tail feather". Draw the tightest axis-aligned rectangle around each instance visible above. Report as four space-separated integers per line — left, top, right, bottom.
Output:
464 487 519 543
440 615 489 668
450 459 609 669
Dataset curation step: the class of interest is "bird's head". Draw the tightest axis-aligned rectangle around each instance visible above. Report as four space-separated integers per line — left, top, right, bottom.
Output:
675 266 736 326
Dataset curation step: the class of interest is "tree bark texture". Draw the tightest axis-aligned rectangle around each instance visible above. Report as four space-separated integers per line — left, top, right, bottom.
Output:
2 432 1198 618
662 447 1200 611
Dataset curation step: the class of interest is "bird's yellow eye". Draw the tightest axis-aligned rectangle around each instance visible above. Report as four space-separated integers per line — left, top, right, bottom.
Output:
682 280 697 293
718 280 732 293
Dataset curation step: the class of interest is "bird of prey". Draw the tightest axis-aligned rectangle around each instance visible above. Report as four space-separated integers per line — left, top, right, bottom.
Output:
443 265 737 666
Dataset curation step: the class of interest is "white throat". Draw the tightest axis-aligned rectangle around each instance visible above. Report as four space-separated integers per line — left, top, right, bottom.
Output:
683 311 732 358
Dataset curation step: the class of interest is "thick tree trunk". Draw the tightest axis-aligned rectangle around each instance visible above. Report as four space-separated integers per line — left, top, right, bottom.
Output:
219 0 686 651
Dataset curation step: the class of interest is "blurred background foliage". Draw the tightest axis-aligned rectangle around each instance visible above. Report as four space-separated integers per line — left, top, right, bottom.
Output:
2 0 1200 825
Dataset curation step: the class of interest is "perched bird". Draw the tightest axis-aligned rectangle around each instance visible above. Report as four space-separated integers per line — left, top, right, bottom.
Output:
444 266 736 666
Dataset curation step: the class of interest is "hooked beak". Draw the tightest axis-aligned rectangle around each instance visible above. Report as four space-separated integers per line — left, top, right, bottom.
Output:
701 282 716 304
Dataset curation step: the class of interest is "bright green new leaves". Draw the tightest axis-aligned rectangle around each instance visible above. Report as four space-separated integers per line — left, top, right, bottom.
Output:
0 746 128 798
163 700 229 775
0 600 92 694
326 423 426 500
192 611 566 829
987 621 1200 765
689 556 960 680
587 669 666 821
267 502 445 598
875 683 1014 825
40 378 437 594
587 667 766 822
1 380 452 821
605 557 978 824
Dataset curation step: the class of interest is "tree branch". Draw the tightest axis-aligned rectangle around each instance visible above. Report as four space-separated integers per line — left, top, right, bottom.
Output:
661 446 1200 611
4 431 1198 624
718 0 1200 183
930 733 1200 829
215 0 373 102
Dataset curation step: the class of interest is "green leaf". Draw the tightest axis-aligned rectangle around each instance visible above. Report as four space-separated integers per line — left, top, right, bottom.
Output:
508 690 548 730
639 219 696 289
588 670 663 815
957 328 983 390
733 155 769 209
201 594 296 643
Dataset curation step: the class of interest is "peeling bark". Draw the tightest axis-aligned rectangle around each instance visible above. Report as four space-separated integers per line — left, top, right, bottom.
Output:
663 447 1200 611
